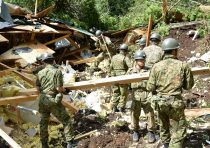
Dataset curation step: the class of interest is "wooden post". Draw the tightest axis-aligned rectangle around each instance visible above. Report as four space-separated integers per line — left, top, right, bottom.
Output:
35 0 38 16
162 0 167 22
146 16 153 47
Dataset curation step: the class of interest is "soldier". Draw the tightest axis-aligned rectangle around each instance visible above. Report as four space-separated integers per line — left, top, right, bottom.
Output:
147 38 194 148
110 43 132 112
143 33 164 69
136 37 146 50
92 30 115 72
36 54 74 148
127 50 156 143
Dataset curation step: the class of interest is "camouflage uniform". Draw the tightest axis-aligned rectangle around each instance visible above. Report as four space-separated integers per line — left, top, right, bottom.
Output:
110 52 132 109
94 36 115 69
143 44 164 69
36 65 74 144
127 66 155 132
147 55 194 148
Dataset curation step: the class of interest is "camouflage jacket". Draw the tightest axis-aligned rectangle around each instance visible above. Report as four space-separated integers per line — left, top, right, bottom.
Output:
127 66 149 101
143 44 164 69
147 55 194 97
110 53 133 76
36 64 63 95
95 36 115 56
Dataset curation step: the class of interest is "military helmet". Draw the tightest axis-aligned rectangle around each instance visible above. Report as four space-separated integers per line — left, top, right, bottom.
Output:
36 54 44 61
95 30 102 36
137 37 146 46
134 50 146 60
150 33 161 41
119 43 128 51
162 38 180 51
41 53 54 61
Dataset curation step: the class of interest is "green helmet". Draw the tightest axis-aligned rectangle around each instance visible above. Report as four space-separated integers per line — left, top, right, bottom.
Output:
95 30 102 36
134 50 146 60
119 43 128 51
162 38 180 51
137 37 146 46
42 53 54 61
150 33 161 41
36 54 44 61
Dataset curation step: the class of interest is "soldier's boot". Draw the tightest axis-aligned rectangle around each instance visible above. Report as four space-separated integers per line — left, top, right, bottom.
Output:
163 143 169 148
133 131 140 142
147 131 156 143
41 142 49 148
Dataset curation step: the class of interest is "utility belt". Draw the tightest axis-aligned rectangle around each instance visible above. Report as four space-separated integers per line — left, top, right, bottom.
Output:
151 94 182 110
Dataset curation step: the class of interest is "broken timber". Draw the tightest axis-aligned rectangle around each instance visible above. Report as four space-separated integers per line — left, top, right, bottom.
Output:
0 128 21 148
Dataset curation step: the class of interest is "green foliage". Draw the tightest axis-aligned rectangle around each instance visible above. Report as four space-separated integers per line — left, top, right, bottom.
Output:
4 0 210 32
156 22 170 36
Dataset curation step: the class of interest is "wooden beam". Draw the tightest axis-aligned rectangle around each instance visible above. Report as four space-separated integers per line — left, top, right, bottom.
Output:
6 67 210 92
146 16 152 47
0 95 78 113
58 48 68 64
35 0 38 16
0 62 35 86
64 46 89 58
162 0 167 22
71 57 96 65
65 66 210 90
67 37 80 48
185 108 210 118
0 128 21 148
0 34 9 43
0 95 38 106
61 99 79 113
44 34 70 46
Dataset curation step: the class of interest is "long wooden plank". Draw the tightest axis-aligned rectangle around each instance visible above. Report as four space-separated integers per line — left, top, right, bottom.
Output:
65 67 210 90
67 37 80 48
0 95 37 105
146 16 152 47
0 62 35 86
44 34 70 46
0 128 21 148
185 108 210 118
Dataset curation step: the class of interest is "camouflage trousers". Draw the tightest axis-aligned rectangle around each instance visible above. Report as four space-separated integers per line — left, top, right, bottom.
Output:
38 94 74 143
112 84 128 109
131 100 155 131
156 96 186 148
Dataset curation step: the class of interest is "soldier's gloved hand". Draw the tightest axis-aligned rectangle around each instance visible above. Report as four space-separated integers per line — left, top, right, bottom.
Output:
63 88 70 95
